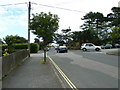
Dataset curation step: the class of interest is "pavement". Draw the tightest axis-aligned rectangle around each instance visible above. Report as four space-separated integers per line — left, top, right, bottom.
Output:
101 48 120 56
2 51 63 88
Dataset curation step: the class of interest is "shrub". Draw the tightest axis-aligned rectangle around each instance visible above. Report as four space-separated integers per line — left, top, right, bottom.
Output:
3 49 9 56
68 46 80 50
14 43 28 49
2 43 39 55
30 43 39 53
2 44 8 55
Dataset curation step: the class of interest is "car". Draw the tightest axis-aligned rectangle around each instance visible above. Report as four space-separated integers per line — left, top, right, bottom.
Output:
57 46 68 53
81 43 101 51
113 43 120 48
105 44 113 49
55 46 59 50
101 44 105 49
101 44 113 49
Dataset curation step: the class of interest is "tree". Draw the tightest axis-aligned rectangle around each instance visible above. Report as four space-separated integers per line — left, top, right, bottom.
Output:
54 33 65 46
81 12 105 38
3 35 27 44
61 28 71 44
34 38 40 44
109 27 120 43
107 7 120 27
30 12 59 62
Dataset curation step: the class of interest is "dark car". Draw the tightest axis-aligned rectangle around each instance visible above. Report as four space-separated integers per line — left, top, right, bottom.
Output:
57 46 68 53
112 43 120 48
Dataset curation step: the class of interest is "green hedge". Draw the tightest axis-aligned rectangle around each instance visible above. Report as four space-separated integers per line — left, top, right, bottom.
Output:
2 43 40 54
14 43 28 49
30 43 39 53
68 46 80 50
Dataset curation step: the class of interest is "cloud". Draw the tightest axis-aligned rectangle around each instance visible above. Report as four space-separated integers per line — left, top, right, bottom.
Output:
0 27 7 31
0 7 8 14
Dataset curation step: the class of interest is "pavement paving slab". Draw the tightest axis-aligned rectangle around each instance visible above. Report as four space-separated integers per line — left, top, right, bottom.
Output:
2 52 62 88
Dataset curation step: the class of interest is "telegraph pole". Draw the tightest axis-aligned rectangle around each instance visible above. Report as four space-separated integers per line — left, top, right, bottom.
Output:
28 1 31 57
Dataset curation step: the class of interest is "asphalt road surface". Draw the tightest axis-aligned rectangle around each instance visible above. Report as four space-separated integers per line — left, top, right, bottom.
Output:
48 48 119 88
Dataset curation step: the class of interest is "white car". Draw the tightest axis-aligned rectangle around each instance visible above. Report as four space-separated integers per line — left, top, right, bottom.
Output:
81 43 101 51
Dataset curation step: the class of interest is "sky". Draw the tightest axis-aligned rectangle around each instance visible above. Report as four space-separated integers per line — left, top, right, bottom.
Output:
0 0 120 43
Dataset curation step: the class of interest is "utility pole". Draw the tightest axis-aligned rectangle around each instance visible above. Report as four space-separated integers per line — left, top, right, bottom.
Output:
28 1 31 57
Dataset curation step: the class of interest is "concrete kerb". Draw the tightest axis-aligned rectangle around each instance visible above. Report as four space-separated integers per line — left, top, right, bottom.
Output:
47 57 67 88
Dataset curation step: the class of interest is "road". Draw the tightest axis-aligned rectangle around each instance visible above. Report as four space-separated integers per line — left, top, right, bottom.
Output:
48 48 119 88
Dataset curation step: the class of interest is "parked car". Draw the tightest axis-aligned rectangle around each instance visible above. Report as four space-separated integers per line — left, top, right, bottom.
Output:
101 45 105 49
81 43 101 51
55 46 59 50
102 44 113 49
57 46 68 53
112 43 120 48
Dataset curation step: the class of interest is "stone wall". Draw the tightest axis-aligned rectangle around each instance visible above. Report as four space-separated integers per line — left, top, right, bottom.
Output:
2 49 29 78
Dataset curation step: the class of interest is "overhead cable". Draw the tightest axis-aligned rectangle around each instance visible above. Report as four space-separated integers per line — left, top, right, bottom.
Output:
0 2 27 6
32 2 87 13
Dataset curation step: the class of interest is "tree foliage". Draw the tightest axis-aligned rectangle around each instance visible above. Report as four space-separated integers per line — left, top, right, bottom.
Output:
30 12 59 62
80 7 120 44
109 27 120 43
107 7 120 27
30 12 59 46
3 35 28 45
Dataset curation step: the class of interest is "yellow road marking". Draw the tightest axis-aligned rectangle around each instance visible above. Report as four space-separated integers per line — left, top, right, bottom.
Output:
48 56 78 90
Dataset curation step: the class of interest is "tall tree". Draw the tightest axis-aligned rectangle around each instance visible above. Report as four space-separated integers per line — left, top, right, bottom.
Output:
30 12 59 62
54 33 65 46
107 7 120 27
81 12 105 37
61 28 71 44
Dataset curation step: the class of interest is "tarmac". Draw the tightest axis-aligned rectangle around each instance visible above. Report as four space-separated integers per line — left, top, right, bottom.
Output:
2 51 63 88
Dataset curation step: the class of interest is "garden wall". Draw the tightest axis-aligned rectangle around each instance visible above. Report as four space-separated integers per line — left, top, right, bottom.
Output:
2 49 29 78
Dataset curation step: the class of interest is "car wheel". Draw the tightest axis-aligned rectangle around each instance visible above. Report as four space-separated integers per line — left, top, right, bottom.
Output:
95 48 100 51
82 48 87 51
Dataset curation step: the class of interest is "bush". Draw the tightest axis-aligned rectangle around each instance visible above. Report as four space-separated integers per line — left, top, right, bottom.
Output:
30 43 39 53
2 44 8 51
2 44 8 55
2 43 39 55
14 43 28 49
68 46 80 50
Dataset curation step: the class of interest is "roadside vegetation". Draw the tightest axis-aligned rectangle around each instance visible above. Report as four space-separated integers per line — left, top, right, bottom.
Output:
2 35 39 56
54 7 120 49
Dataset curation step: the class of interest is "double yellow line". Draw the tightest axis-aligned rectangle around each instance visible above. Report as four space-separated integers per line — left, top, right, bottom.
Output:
48 56 78 90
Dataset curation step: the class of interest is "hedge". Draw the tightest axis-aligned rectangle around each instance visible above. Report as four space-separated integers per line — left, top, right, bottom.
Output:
14 43 28 49
68 46 80 50
30 43 39 53
2 43 40 54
